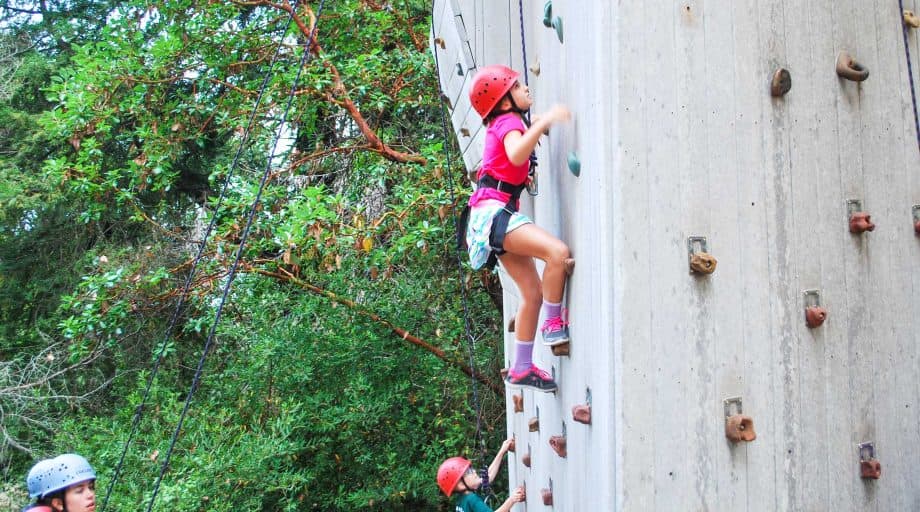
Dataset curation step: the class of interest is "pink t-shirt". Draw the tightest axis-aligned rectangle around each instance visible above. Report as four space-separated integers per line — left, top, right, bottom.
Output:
469 113 528 207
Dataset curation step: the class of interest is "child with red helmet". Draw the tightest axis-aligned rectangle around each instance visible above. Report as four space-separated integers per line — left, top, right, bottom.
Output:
465 65 572 393
437 439 523 511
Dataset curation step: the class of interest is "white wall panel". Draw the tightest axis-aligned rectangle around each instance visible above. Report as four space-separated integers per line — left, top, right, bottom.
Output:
432 1 920 509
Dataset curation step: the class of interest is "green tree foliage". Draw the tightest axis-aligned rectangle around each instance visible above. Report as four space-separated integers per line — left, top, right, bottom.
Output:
1 1 507 509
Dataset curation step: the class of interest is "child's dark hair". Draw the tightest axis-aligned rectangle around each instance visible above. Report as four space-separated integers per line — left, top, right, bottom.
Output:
483 92 514 126
483 92 532 127
33 493 59 510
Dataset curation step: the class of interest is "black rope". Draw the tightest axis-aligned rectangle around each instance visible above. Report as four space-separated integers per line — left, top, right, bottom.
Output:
141 2 326 511
516 0 538 195
430 0 491 496
517 0 530 89
898 0 920 153
99 6 301 512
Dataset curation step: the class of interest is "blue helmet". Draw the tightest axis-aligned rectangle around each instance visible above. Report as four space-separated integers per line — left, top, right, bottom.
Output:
39 454 96 498
26 459 54 499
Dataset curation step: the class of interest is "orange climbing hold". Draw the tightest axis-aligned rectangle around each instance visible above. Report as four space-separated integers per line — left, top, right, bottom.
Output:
849 211 875 234
572 404 591 424
725 415 757 443
549 435 567 458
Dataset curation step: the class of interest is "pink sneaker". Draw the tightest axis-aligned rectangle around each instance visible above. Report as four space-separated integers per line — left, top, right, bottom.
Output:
505 364 558 393
541 316 570 347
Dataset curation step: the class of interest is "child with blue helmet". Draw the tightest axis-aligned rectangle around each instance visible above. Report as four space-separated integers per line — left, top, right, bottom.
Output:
32 454 96 512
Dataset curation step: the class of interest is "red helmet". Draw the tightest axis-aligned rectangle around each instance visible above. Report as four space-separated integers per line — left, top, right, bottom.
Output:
437 456 471 497
469 65 519 119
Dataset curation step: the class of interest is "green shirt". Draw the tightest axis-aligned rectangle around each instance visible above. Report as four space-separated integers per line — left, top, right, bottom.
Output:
453 493 492 512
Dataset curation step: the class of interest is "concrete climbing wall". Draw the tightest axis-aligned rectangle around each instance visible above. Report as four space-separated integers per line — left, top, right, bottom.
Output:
433 0 920 510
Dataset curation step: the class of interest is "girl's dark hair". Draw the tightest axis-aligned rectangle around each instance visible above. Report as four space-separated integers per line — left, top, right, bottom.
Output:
483 92 515 126
40 491 64 511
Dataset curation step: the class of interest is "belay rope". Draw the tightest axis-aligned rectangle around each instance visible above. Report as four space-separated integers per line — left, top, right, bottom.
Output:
898 0 920 153
99 2 326 510
429 0 534 501
430 0 493 499
431 7 492 500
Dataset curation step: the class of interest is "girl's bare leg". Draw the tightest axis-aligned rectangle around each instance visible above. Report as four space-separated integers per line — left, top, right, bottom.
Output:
498 252 542 342
501 223 570 303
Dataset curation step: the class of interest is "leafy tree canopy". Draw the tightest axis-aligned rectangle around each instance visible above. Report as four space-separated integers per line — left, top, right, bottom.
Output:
0 1 507 510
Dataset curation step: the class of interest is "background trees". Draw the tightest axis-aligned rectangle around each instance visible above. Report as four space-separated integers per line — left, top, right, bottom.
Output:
0 1 505 509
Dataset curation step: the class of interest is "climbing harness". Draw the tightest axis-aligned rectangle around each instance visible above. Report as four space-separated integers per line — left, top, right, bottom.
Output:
477 174 527 270
99 6 305 511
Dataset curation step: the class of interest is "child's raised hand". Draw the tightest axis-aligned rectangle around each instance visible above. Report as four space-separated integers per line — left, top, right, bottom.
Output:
501 438 515 454
542 104 572 125
510 486 526 503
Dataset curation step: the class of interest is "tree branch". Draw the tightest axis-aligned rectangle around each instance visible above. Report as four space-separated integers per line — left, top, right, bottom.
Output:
268 1 427 165
252 266 502 396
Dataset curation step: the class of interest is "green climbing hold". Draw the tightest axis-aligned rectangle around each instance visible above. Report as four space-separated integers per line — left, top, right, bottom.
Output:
553 16 563 44
567 151 580 177
543 1 553 28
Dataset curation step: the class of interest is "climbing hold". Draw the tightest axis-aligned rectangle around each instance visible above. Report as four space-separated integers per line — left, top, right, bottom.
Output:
500 367 509 379
543 0 553 27
770 68 792 97
905 10 920 28
859 442 882 480
455 63 464 77
861 459 882 479
724 396 756 443
849 212 876 234
572 387 592 424
687 236 717 275
434 36 446 49
508 317 516 333
912 205 920 235
522 446 532 468
529 62 541 77
528 417 540 432
689 252 717 274
572 404 591 424
459 127 470 137
552 16 564 43
541 482 554 506
513 393 524 413
805 306 827 329
549 435 567 458
803 289 827 329
550 342 570 357
564 257 576 276
725 415 757 443
567 151 581 176
542 1 563 42
836 51 869 82
508 437 516 453
847 199 875 234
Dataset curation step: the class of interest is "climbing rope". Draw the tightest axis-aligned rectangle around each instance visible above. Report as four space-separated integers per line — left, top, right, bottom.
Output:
430 0 493 498
134 3 326 511
898 1 920 153
99 6 304 512
517 0 530 89
429 0 538 499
